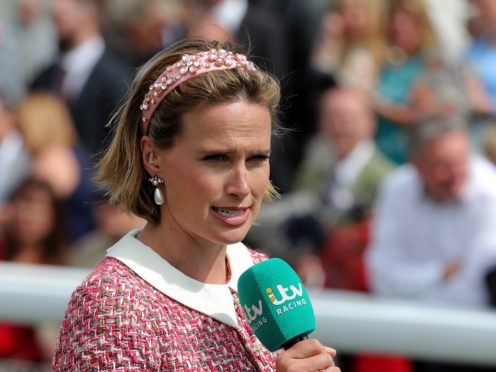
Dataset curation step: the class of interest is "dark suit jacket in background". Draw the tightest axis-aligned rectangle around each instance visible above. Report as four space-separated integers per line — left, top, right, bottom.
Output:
30 51 131 157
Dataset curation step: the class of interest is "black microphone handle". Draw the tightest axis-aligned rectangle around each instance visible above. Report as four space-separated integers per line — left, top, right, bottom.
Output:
282 334 309 350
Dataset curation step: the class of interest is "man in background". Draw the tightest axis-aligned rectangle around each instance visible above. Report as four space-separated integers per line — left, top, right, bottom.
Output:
248 87 394 269
31 0 130 156
366 116 496 372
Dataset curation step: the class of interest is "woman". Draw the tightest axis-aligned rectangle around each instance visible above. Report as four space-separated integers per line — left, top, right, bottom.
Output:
0 177 67 365
1 177 68 265
16 93 96 242
373 0 439 164
52 39 339 371
311 0 388 93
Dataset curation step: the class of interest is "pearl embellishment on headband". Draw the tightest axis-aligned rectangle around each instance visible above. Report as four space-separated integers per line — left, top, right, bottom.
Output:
140 48 257 136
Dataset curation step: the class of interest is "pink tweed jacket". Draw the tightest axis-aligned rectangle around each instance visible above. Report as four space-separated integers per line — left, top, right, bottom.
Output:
52 240 276 371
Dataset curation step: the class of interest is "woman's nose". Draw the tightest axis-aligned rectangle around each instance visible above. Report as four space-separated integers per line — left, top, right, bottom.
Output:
226 164 250 198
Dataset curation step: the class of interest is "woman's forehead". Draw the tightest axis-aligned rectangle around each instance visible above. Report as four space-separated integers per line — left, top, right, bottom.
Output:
178 101 272 142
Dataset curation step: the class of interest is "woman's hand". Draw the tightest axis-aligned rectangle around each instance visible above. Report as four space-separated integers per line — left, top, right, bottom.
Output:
276 339 340 372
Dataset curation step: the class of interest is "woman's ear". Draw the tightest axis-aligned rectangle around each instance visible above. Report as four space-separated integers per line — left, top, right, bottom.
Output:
141 136 159 175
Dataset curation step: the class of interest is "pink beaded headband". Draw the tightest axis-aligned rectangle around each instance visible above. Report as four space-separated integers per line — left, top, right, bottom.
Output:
139 48 257 136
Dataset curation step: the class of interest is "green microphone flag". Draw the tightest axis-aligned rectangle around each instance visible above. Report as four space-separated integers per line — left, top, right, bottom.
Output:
237 258 316 351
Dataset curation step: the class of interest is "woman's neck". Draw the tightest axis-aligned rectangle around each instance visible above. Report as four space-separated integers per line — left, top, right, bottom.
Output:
137 223 228 284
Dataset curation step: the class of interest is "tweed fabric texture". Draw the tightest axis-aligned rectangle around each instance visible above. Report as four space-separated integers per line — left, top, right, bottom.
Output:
52 251 276 371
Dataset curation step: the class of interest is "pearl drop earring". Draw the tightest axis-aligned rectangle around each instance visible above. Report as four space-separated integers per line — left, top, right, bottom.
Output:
149 175 164 205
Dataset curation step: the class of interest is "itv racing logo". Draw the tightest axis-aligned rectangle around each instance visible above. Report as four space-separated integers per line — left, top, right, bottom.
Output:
243 300 266 331
266 283 308 315
242 282 309 331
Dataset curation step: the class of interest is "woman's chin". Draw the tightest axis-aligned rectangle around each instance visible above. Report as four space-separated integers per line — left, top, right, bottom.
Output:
213 227 250 246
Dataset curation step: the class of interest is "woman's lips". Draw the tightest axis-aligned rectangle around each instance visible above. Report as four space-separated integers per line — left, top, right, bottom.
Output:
211 207 249 226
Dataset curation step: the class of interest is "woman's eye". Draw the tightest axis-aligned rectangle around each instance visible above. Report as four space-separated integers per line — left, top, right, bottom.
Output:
249 154 270 162
202 153 270 163
203 154 227 162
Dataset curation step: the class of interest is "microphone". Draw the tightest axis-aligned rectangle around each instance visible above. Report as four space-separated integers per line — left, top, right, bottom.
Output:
237 258 316 351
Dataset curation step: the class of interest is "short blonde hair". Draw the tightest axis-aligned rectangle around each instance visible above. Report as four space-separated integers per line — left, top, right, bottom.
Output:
97 39 281 223
16 93 78 153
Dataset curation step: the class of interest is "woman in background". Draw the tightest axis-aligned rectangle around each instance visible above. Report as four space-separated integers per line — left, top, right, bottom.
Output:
1 177 67 265
0 177 67 366
311 0 388 93
16 93 96 242
373 0 439 164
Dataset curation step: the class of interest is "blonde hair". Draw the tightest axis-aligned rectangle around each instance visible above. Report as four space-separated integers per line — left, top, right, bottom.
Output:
97 39 281 223
16 93 78 153
388 0 437 52
338 0 389 68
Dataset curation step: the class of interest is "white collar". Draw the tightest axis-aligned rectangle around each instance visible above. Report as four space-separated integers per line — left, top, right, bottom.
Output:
334 140 375 187
212 0 248 33
61 35 105 71
106 230 255 329
60 36 105 98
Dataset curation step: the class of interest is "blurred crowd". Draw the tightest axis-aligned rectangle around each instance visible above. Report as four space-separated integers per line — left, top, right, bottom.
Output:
1 0 496 371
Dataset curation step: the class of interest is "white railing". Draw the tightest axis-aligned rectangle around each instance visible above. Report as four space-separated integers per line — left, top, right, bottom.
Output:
1 262 496 367
310 290 496 366
0 262 89 325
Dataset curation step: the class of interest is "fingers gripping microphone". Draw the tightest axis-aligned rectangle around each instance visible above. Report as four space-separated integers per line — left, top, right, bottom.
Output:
237 258 316 351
